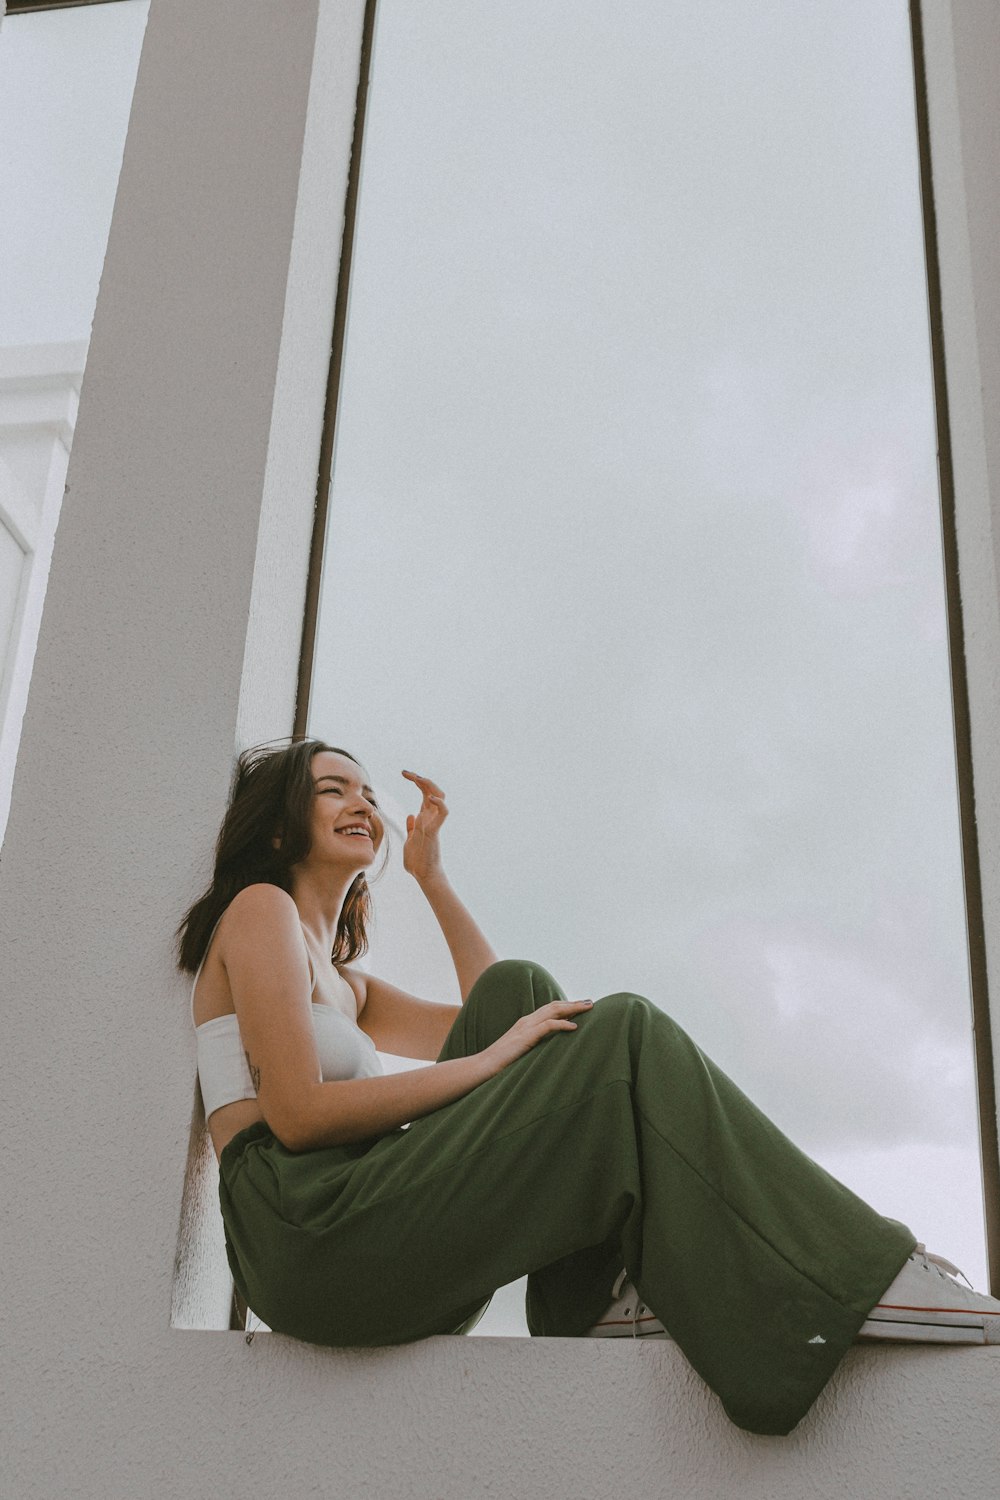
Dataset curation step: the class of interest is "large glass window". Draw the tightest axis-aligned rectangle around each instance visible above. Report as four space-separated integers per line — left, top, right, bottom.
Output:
309 0 986 1334
0 0 148 840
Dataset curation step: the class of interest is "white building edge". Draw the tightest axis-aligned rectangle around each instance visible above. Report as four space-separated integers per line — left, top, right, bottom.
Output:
1 2 998 1495
0 341 87 836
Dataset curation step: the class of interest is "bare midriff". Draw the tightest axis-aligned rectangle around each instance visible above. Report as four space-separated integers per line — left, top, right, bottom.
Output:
207 1099 266 1162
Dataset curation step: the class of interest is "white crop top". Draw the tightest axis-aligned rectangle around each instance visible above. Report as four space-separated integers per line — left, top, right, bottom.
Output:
190 914 383 1121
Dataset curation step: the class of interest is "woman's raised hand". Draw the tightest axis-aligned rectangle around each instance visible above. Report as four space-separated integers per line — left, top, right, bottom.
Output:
481 1000 595 1075
401 769 448 882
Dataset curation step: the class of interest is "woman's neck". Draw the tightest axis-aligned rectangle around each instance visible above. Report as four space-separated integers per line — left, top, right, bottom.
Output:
288 866 356 956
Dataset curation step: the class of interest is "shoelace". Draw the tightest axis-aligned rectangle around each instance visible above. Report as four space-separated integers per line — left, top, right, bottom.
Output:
912 1242 974 1290
611 1266 650 1337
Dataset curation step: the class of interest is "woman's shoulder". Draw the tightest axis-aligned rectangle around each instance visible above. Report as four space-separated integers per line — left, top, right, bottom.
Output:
217 884 298 943
224 882 295 916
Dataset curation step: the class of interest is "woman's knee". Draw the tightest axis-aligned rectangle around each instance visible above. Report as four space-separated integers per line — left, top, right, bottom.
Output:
471 958 567 1006
590 990 650 1019
585 990 680 1042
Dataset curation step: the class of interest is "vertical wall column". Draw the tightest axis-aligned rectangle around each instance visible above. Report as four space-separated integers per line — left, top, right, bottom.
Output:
0 0 367 1412
918 0 1000 1288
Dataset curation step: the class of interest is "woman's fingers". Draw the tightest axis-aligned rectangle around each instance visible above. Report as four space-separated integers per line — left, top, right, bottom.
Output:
402 769 445 797
488 999 596 1073
401 771 448 820
531 1000 594 1035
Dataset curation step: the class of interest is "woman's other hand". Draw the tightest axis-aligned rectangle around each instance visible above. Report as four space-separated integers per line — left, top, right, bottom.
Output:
401 769 448 883
482 1000 595 1075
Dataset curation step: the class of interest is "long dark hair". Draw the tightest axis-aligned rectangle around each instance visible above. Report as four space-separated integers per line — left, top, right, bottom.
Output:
175 737 387 974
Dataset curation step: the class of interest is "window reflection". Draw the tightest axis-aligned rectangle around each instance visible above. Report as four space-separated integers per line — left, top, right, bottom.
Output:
310 0 986 1332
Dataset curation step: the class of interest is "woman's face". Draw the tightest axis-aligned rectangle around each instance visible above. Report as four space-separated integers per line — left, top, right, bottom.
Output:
305 749 384 873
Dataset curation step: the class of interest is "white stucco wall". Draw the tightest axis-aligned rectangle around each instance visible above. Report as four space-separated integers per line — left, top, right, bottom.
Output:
1 2 999 1496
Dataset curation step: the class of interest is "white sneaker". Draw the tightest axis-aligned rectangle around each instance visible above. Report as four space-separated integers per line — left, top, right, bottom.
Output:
582 1268 671 1339
858 1244 1000 1345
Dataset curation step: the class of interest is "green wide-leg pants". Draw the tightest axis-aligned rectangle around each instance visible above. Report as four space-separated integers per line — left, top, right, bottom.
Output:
218 959 915 1435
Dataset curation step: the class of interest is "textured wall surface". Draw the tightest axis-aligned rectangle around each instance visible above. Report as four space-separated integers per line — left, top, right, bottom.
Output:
1 2 999 1497
7 1332 1000 1500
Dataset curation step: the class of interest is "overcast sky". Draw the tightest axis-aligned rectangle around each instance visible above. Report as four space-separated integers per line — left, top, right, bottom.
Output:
0 1 149 344
1 0 987 1335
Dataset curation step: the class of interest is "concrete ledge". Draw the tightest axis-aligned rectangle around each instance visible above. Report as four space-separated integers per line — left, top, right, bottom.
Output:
22 1331 999 1499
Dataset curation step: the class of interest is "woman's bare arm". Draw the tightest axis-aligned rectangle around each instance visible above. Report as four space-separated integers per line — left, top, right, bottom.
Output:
401 771 498 999
286 1057 498 1149
291 993 591 1150
414 872 498 1002
343 967 460 1060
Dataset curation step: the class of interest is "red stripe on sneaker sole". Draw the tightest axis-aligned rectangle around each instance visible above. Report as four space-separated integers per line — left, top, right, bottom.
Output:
873 1302 984 1317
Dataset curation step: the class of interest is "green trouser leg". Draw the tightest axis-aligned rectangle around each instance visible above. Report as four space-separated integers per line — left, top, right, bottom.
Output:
219 959 915 1435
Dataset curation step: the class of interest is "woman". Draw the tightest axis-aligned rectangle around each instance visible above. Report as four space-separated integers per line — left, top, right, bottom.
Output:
178 737 1000 1437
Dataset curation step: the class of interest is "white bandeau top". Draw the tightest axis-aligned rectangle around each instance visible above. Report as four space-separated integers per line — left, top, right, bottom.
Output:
190 914 383 1121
